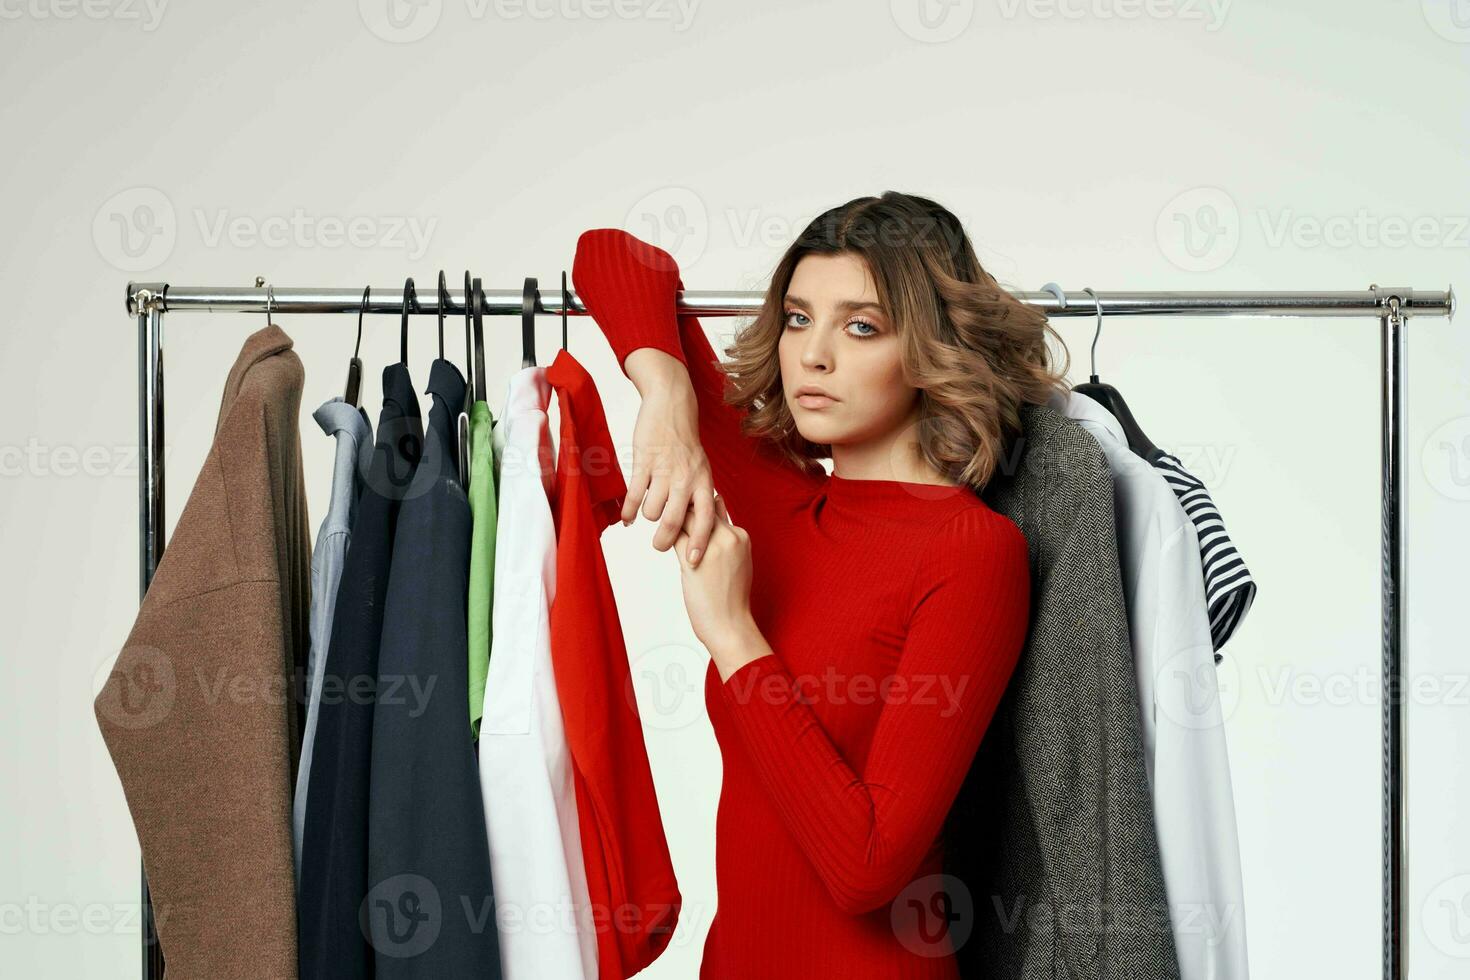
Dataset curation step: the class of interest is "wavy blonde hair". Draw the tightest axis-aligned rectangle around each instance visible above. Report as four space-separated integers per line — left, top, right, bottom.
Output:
718 191 1072 490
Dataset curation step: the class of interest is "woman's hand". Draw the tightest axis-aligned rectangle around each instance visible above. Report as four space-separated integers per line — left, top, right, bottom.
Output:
621 348 717 566
674 495 771 680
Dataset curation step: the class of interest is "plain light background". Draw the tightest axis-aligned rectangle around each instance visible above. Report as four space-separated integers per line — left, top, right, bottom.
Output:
1 1 1466 977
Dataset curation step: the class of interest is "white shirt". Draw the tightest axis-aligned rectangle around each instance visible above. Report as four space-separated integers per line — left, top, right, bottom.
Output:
480 367 599 980
1057 390 1250 980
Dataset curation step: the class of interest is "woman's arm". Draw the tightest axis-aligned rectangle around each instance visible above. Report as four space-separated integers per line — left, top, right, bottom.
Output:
573 229 825 555
707 507 1031 915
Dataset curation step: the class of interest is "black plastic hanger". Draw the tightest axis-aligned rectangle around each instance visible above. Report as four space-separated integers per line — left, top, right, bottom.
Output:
458 272 474 489
345 286 367 408
473 277 487 402
462 271 476 404
522 277 538 368
429 270 464 484
399 277 419 365
560 271 570 352
436 270 449 362
1071 286 1159 460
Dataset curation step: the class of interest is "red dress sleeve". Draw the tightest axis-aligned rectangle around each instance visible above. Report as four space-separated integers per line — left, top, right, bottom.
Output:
572 228 826 531
716 507 1032 915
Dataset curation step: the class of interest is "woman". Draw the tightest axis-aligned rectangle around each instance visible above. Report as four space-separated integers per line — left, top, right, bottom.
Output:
571 191 1072 978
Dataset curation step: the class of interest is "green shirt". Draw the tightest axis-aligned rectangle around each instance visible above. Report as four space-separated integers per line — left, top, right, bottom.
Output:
466 400 498 736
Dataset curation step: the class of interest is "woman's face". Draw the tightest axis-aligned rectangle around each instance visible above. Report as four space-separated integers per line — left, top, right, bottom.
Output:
779 251 916 449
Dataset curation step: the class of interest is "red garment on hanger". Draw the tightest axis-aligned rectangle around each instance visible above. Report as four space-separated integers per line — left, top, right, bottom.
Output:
545 349 682 979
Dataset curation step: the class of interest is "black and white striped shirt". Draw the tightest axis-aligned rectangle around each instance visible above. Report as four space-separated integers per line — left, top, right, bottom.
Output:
1147 449 1258 662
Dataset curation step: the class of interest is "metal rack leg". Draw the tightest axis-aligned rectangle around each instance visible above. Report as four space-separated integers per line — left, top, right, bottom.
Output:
1380 295 1407 980
136 295 165 980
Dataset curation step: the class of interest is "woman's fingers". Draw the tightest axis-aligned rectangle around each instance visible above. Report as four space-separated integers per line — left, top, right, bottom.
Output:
640 473 671 526
621 464 650 526
684 479 716 566
620 391 720 564
651 479 691 553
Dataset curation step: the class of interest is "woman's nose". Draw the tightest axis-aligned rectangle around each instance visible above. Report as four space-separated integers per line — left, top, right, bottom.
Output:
799 326 833 368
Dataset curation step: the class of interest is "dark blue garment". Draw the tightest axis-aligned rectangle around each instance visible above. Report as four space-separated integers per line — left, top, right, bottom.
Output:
299 363 423 980
365 359 502 977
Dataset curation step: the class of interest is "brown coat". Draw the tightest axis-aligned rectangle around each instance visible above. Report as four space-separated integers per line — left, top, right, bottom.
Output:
96 324 310 978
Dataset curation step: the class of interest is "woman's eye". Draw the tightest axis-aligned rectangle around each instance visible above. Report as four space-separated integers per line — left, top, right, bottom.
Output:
783 311 880 338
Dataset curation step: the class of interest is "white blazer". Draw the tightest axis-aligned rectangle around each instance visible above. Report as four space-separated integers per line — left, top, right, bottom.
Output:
1059 389 1250 980
480 367 599 979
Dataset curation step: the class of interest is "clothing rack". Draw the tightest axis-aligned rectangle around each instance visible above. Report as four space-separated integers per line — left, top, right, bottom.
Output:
123 279 1456 980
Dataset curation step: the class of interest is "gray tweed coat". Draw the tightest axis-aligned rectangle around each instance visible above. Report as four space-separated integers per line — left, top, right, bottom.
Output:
945 401 1182 980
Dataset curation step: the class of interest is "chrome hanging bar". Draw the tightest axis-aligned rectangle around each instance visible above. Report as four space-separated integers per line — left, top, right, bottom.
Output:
127 282 1455 320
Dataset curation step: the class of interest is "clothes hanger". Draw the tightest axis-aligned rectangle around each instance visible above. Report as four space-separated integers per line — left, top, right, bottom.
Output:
560 271 570 352
521 277 538 369
461 277 490 488
435 270 469 486
399 277 418 366
345 286 367 408
473 277 487 403
462 271 476 406
393 277 426 477
256 277 276 329
436 270 449 363
1069 286 1160 460
458 271 473 490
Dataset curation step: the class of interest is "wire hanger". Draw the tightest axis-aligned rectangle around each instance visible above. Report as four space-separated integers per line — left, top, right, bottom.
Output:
345 286 367 408
399 277 418 365
1087 287 1103 379
1068 286 1160 460
256 277 276 328
522 277 538 368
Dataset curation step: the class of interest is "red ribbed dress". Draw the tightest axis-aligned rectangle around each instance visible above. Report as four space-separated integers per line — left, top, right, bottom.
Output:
572 229 1032 979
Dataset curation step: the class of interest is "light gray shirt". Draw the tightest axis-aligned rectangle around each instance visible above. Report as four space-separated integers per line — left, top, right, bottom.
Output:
292 396 373 884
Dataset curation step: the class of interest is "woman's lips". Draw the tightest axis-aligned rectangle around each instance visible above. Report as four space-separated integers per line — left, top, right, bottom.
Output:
795 393 836 409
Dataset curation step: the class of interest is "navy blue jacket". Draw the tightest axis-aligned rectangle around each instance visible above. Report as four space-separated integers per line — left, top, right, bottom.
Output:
365 359 502 976
298 362 423 980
